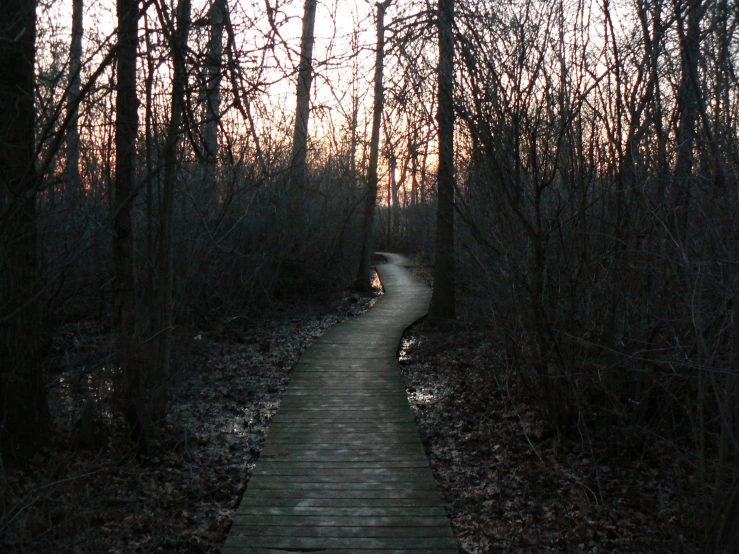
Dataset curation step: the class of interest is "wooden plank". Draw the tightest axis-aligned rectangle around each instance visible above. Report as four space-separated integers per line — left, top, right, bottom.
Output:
260 428 425 439
237 497 443 508
221 543 457 554
248 476 438 488
270 412 414 420
226 536 458 550
258 448 426 458
257 448 429 457
250 470 437 483
267 416 416 422
264 433 421 441
262 441 423 449
274 405 412 412
230 515 451 527
256 454 432 464
265 424 419 432
234 506 447 517
252 464 432 473
247 473 436 484
229 524 452 537
275 406 412 412
242 488 443 500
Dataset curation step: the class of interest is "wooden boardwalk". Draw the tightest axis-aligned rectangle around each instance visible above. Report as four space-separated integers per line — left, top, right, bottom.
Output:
223 253 457 553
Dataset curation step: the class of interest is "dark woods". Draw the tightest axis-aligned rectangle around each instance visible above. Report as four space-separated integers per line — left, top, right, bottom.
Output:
0 0 737 551
452 1 739 549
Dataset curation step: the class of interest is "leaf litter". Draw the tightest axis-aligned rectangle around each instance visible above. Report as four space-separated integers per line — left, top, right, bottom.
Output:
398 324 702 553
1 283 381 553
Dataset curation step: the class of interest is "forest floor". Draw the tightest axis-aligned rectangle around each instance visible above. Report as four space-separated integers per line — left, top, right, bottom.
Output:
402 266 703 554
2 265 704 553
1 284 382 554
400 325 700 553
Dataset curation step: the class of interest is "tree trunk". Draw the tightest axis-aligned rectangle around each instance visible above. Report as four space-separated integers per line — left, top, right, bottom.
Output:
144 11 156 316
395 148 409 241
114 0 143 447
149 0 191 424
411 145 418 207
289 0 318 194
349 27 359 181
386 154 392 243
355 0 391 290
202 0 225 182
65 0 83 190
429 0 456 320
673 0 704 237
0 0 50 463
390 152 400 240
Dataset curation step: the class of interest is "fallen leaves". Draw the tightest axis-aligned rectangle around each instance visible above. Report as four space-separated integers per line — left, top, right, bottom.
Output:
1 287 381 553
398 324 701 553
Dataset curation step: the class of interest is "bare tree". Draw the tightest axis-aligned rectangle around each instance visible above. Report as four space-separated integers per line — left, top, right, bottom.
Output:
290 0 318 193
114 0 142 446
148 0 191 424
0 0 50 463
673 0 706 237
201 0 225 181
428 0 455 320
356 0 392 291
444 0 739 547
65 0 84 189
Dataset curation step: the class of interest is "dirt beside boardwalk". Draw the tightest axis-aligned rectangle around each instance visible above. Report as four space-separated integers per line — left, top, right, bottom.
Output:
399 324 702 553
1 285 381 554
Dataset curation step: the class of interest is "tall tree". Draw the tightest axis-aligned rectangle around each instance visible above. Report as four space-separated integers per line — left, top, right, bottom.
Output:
349 26 361 181
149 0 191 423
289 0 318 193
388 147 397 241
201 0 225 182
65 0 84 189
673 0 706 236
428 0 455 320
0 0 50 463
114 0 142 446
144 10 156 314
355 0 391 291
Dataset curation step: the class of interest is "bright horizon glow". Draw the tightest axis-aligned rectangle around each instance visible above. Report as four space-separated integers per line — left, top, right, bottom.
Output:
37 0 436 204
37 0 645 208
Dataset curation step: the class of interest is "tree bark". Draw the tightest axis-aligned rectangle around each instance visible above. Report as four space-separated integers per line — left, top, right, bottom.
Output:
349 27 359 180
149 0 191 424
386 145 392 243
394 147 409 241
673 0 705 237
65 0 83 190
289 0 318 194
0 0 50 463
144 11 156 317
429 0 456 320
202 0 225 181
355 0 391 291
115 0 143 447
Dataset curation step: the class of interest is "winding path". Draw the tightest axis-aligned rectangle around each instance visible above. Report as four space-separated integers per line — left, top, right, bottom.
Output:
223 253 457 553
